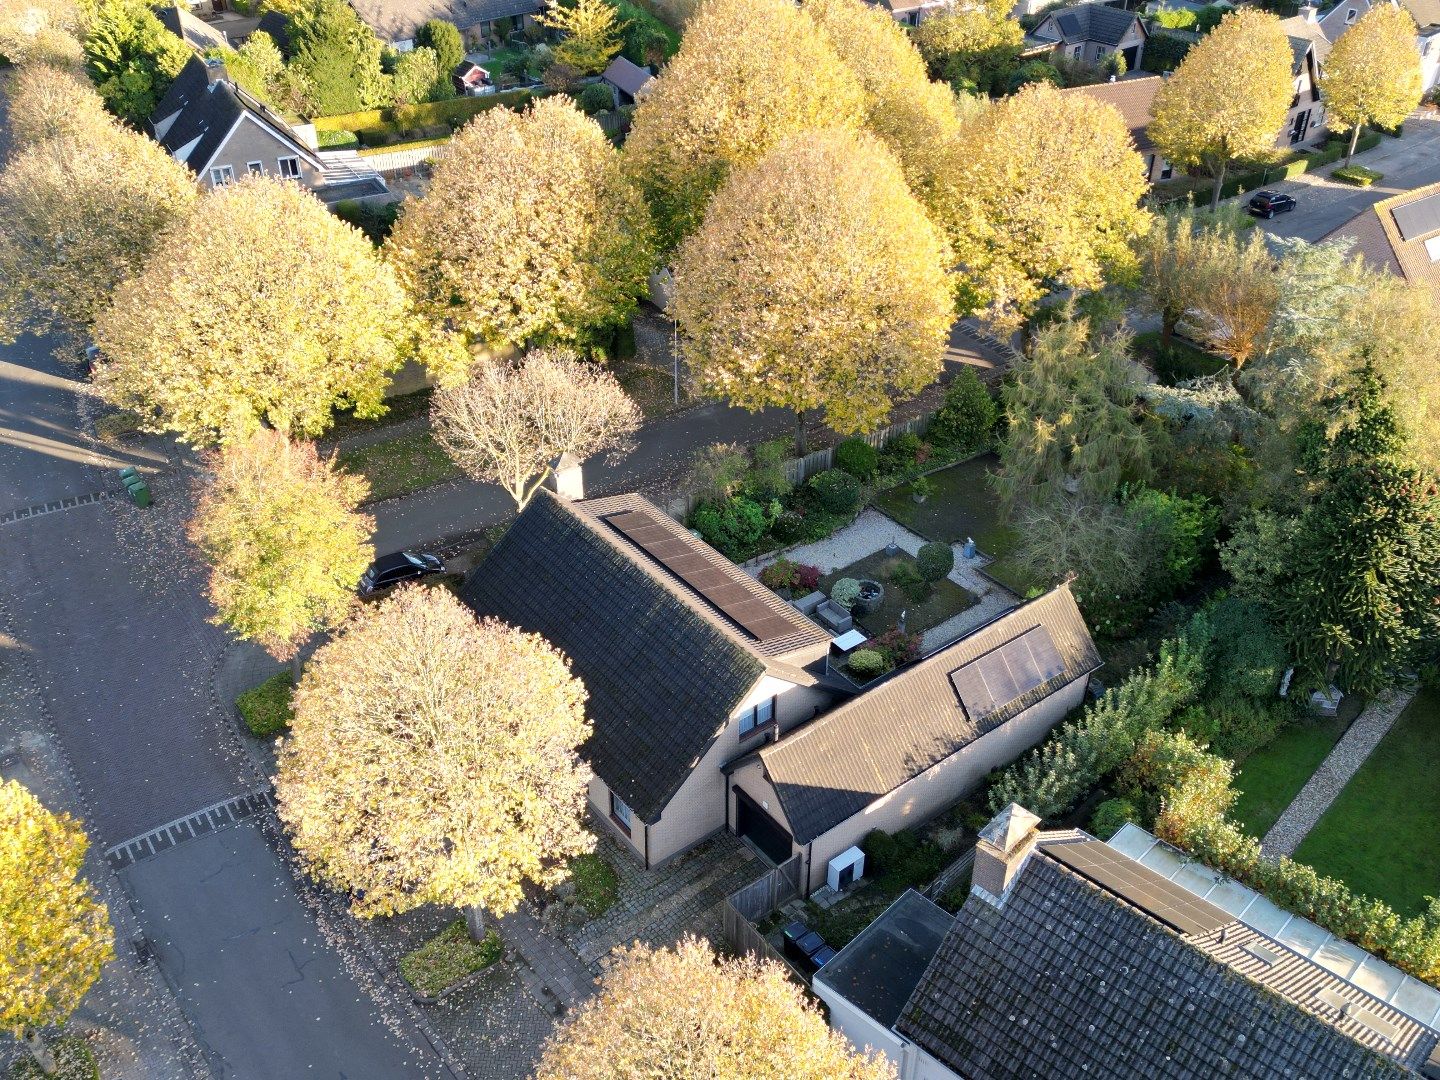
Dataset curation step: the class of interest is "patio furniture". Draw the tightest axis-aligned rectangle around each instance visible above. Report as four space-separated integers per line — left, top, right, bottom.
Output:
792 590 826 616
815 599 853 635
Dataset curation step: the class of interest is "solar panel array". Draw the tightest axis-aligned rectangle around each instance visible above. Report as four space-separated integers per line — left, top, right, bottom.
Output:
605 509 800 642
1392 191 1440 242
1044 840 1232 938
949 625 1065 722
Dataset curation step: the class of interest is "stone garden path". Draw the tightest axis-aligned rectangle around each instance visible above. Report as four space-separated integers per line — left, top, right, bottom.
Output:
748 508 1018 653
1260 690 1414 858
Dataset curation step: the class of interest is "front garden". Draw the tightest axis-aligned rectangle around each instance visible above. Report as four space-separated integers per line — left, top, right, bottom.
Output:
335 429 462 502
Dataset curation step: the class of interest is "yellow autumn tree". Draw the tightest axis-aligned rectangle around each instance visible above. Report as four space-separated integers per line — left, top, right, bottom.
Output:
4 62 108 150
0 0 86 65
538 0 625 73
802 0 979 225
1149 8 1294 210
94 176 410 446
387 96 653 353
672 129 953 449
623 0 865 250
534 937 897 1080
0 780 114 1076
275 586 594 924
1322 4 1423 164
0 104 197 349
187 430 374 663
943 81 1149 329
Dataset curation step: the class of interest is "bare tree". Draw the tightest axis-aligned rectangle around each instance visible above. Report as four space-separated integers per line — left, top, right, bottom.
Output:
430 348 642 510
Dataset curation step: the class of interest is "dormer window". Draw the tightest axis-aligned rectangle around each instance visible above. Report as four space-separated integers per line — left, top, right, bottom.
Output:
1345 7 1357 21
739 696 776 738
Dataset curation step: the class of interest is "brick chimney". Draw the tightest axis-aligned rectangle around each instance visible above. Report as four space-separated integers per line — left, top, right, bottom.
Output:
1298 3 1320 22
971 804 1042 907
545 452 584 501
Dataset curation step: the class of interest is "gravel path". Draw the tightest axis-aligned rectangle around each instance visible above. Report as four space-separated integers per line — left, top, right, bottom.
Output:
1260 689 1414 859
748 508 1019 652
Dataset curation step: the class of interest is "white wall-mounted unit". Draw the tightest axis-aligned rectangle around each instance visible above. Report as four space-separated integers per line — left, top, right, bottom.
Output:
828 846 865 892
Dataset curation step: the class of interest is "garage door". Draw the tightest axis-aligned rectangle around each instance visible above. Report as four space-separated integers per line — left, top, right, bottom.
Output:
735 788 793 865
1123 45 1140 70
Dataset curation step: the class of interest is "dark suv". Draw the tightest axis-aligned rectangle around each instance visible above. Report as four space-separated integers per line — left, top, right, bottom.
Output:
359 550 445 597
1248 190 1297 218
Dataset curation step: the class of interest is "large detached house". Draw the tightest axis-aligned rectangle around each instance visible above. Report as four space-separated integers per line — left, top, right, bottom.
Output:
1025 4 1148 71
460 487 1099 889
345 0 545 50
817 806 1440 1079
1285 0 1440 91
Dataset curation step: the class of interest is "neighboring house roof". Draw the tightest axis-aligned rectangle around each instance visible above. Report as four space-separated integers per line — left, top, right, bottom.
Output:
896 836 1438 1078
253 10 294 57
601 56 654 98
346 0 544 43
156 4 230 52
1325 181 1440 292
757 586 1101 845
1060 75 1162 152
1400 0 1440 30
457 489 827 823
1281 17 1332 66
149 57 322 177
1034 3 1145 46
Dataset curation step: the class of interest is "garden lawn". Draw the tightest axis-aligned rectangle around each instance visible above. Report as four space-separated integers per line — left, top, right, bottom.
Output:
1228 715 1348 838
818 550 976 638
324 389 432 442
399 921 503 998
336 429 461 501
871 455 1038 595
1293 689 1440 917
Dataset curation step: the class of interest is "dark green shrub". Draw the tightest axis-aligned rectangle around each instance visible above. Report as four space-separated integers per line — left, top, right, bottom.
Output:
1141 31 1192 72
917 541 955 582
1206 695 1288 762
861 829 898 871
1124 488 1221 598
236 672 294 738
930 368 997 452
809 469 860 514
834 437 879 480
746 438 793 501
1333 164 1382 186
689 496 767 560
890 559 928 602
887 431 922 461
1205 597 1288 701
847 649 887 679
1090 798 1138 840
771 509 807 544
614 320 636 360
577 82 614 114
860 829 948 891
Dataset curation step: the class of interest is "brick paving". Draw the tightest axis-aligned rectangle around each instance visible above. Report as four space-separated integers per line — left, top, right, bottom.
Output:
1261 690 1415 859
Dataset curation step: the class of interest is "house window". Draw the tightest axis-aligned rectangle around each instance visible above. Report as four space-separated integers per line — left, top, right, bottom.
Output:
1160 159 1174 180
1071 44 1082 58
247 161 264 175
209 165 235 186
1345 7 1357 21
609 792 633 835
277 156 301 179
738 696 776 738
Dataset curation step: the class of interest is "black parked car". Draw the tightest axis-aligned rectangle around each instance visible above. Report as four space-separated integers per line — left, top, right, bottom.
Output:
359 550 445 596
1248 190 1297 218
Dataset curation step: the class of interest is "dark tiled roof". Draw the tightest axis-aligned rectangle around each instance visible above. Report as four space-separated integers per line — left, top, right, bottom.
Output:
601 56 653 97
1325 181 1440 295
1060 76 1162 152
150 52 211 134
458 490 776 823
758 587 1100 844
346 0 544 42
1037 3 1143 45
897 842 1435 1079
156 4 230 52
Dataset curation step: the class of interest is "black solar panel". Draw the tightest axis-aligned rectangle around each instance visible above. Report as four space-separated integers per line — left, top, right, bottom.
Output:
1392 191 1440 242
1043 840 1232 937
606 509 796 642
949 625 1066 722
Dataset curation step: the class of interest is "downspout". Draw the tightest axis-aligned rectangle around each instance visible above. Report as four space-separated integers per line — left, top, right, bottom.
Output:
804 842 814 898
643 822 651 870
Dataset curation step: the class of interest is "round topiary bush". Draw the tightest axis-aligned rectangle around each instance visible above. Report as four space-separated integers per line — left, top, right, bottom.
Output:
847 649 886 679
1090 797 1138 841
809 469 861 514
770 509 807 544
930 367 999 453
831 577 861 610
834 437 878 480
576 82 614 115
917 541 955 583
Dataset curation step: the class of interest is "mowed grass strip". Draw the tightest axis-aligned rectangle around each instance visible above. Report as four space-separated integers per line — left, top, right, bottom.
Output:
336 429 461 502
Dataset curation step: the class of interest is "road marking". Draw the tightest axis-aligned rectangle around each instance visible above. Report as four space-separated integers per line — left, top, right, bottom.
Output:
105 790 277 871
0 489 117 525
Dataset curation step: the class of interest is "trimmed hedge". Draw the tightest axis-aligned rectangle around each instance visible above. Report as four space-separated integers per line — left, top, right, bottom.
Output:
1333 164 1383 186
314 89 543 145
356 135 451 156
235 672 294 738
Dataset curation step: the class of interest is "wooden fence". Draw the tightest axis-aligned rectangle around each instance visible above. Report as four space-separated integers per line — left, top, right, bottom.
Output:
358 143 449 173
723 854 803 968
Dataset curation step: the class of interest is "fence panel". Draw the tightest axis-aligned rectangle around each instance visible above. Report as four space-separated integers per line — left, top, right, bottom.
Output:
359 144 449 173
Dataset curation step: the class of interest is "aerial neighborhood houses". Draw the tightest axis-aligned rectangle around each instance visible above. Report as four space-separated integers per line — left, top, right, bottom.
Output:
1024 4 1148 73
1328 180 1440 292
345 0 546 51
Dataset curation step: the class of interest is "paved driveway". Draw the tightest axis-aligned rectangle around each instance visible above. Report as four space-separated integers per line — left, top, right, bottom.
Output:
1250 112 1440 243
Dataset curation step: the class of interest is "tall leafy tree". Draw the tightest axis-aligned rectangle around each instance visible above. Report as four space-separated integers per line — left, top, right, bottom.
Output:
1149 8 1293 211
1277 365 1440 695
1188 226 1281 368
0 780 114 1076
287 0 388 115
672 129 953 450
188 430 374 663
535 937 897 1080
212 30 287 107
389 44 442 104
3 62 109 151
94 176 410 445
623 0 865 250
274 587 594 925
0 108 197 349
539 0 626 74
995 316 1151 507
911 0 1022 95
1134 206 1239 348
430 348 641 510
83 0 189 124
387 96 653 351
416 17 463 79
943 81 1149 328
1321 4 1423 164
